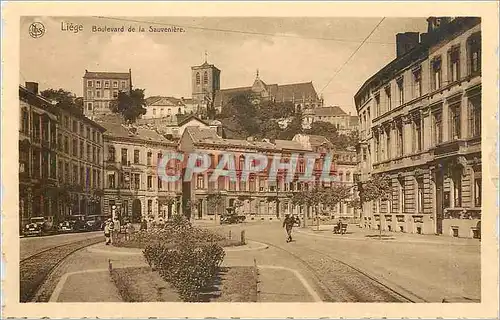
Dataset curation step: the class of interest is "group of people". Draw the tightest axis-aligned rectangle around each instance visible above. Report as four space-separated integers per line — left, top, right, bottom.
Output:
103 218 135 245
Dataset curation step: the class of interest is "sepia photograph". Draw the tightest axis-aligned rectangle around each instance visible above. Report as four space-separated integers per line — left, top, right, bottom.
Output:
2 2 499 319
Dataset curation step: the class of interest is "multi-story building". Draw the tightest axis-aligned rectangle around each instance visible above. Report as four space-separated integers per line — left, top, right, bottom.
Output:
302 106 359 134
293 134 359 220
143 96 188 120
19 83 58 230
19 82 106 230
98 118 180 222
56 94 106 218
355 17 481 238
83 69 132 119
178 127 345 221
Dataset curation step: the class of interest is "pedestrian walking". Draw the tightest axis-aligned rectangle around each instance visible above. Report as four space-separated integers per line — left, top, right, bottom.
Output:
125 221 135 241
283 214 297 243
104 219 112 245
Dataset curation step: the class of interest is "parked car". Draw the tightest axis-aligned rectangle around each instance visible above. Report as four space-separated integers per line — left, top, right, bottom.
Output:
24 216 54 236
220 207 246 225
85 215 107 231
58 215 87 232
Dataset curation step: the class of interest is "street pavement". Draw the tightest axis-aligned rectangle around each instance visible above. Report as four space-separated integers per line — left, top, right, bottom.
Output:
25 220 480 302
211 221 481 302
20 231 103 261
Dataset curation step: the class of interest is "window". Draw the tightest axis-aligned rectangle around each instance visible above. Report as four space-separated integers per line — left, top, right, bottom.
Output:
133 173 140 189
147 152 152 166
396 121 403 157
73 165 78 184
375 93 380 117
97 148 101 164
87 143 91 161
467 33 481 75
72 120 77 132
374 134 380 162
96 90 101 98
93 169 97 188
196 174 204 189
449 46 460 82
432 111 443 145
134 150 140 164
239 179 246 192
147 176 153 189
449 103 461 140
158 177 163 190
64 136 69 153
385 85 392 111
416 178 424 213
113 90 118 98
203 71 208 85
147 200 152 215
113 81 118 88
92 146 96 163
474 175 481 207
468 94 481 138
92 130 96 142
65 162 70 182
72 138 77 156
80 167 84 186
432 57 442 90
397 77 404 106
108 146 115 162
104 81 110 89
153 108 156 115
80 123 84 135
108 173 115 188
386 127 392 160
196 72 200 85
96 80 101 88
121 80 126 89
398 178 405 213
413 67 422 98
103 90 110 99
157 152 162 165
412 116 422 152
218 176 226 190
453 173 462 207
87 80 93 87
87 90 93 99
121 148 128 165
86 127 90 139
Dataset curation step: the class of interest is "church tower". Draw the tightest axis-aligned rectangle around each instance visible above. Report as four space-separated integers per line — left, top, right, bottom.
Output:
191 54 221 113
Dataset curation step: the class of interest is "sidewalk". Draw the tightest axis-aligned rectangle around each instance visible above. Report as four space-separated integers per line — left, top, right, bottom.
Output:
298 224 480 246
50 240 314 302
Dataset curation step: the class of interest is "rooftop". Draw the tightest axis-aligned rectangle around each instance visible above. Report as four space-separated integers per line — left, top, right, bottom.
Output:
83 70 131 80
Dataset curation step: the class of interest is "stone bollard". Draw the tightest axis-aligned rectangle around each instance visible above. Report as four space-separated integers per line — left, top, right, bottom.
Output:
241 230 246 245
229 230 232 240
108 259 113 273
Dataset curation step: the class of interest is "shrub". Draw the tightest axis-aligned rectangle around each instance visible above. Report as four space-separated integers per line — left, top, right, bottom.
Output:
143 238 225 302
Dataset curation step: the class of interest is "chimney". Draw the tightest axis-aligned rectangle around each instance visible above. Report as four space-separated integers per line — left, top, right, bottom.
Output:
396 32 420 57
25 82 39 95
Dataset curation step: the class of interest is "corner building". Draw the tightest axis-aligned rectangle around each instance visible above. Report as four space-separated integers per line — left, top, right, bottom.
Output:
355 17 481 238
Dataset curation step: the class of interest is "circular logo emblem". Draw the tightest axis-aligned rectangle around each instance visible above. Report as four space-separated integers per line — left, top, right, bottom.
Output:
29 22 45 38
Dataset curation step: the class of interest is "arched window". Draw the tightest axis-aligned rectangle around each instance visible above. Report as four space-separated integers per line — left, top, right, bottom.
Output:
345 171 351 182
203 71 208 85
178 107 181 114
196 72 200 85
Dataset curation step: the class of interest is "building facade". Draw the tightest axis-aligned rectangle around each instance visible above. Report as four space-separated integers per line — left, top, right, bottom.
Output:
355 17 481 238
19 82 106 230
83 70 132 119
98 119 180 222
143 96 188 120
302 106 359 134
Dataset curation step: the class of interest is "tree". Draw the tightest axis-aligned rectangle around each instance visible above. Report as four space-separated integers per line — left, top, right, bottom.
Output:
279 110 303 139
40 88 82 114
358 174 392 238
110 88 147 122
206 192 225 223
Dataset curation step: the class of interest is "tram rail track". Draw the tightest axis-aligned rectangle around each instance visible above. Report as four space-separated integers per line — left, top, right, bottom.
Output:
254 238 424 303
20 236 103 302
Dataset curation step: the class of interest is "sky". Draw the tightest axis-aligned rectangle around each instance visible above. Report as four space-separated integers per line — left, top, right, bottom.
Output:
20 16 428 115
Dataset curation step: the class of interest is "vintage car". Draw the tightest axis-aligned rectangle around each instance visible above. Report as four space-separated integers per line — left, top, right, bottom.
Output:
85 215 108 231
220 207 246 225
24 216 54 236
58 215 87 232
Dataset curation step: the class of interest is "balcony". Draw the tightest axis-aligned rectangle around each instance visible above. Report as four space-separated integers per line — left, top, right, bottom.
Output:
444 207 481 220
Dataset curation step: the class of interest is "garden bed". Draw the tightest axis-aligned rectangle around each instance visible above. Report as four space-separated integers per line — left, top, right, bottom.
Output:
110 266 258 302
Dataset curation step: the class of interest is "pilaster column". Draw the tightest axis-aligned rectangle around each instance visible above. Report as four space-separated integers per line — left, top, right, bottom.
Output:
461 95 468 139
442 102 450 143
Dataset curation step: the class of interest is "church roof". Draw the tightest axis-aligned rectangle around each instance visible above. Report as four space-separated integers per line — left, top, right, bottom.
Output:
213 80 320 107
312 106 349 117
145 96 184 107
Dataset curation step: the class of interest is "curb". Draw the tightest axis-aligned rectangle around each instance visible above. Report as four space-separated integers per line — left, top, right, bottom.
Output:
224 241 269 252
